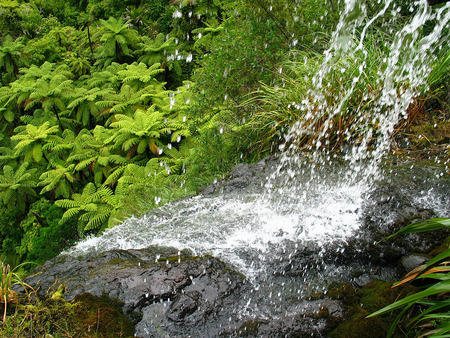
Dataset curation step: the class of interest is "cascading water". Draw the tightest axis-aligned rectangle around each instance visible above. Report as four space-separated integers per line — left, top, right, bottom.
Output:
65 0 449 320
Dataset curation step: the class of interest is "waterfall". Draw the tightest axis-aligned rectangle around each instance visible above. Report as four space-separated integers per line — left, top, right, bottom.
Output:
65 0 449 304
277 0 449 186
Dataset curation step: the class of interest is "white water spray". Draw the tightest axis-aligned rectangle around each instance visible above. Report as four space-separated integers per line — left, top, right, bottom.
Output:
67 1 449 298
280 0 449 186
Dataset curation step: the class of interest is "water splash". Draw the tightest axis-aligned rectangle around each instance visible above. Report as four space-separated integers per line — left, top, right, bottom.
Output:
281 0 449 187
66 0 449 304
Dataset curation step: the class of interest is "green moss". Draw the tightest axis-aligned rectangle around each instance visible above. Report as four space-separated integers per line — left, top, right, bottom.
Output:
428 238 450 256
403 113 450 149
358 280 418 314
325 282 359 306
72 293 135 337
0 291 135 337
328 280 419 338
329 308 388 338
236 319 265 336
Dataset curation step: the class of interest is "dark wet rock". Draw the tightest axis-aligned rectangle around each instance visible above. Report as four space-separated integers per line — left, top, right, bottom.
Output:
229 298 346 337
24 244 356 337
352 273 373 288
399 253 431 274
25 246 252 337
202 156 279 195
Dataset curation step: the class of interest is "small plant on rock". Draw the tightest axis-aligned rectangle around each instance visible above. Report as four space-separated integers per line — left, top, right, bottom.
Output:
0 261 35 326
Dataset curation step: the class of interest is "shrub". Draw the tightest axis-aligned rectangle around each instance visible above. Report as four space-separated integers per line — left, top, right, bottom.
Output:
18 199 77 264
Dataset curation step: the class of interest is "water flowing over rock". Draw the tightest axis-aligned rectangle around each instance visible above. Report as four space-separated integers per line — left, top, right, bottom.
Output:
24 155 449 337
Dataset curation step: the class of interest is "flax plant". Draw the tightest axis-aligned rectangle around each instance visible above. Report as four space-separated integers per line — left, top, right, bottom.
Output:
368 218 450 337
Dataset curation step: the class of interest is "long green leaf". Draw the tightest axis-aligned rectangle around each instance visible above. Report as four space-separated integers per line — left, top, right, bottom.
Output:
409 300 450 325
425 249 450 269
431 321 450 338
416 272 450 281
387 302 414 338
387 218 450 239
368 280 450 317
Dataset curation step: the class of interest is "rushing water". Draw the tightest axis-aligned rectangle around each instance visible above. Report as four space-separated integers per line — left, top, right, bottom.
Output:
66 0 449 304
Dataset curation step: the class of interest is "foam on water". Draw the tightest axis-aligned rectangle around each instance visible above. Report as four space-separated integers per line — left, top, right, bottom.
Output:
67 178 366 278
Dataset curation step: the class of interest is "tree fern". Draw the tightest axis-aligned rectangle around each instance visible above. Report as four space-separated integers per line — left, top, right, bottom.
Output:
94 17 139 67
0 35 26 82
55 183 122 233
39 159 76 199
106 107 171 157
43 129 77 158
67 127 127 185
0 162 37 211
66 87 113 127
116 163 148 192
11 121 59 163
86 63 126 90
117 62 164 90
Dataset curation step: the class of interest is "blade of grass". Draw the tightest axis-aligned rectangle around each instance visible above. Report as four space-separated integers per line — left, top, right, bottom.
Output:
368 279 450 318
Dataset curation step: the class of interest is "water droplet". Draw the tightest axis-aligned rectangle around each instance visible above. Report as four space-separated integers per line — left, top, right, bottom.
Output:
173 9 182 18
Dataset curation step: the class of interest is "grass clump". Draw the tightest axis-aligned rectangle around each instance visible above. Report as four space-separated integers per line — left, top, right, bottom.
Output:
0 261 34 327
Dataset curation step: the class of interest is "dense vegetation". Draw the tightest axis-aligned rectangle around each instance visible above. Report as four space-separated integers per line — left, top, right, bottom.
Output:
0 0 447 269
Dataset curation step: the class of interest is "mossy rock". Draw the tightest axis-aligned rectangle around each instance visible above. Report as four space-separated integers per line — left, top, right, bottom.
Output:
358 280 417 314
0 292 135 337
72 293 135 337
329 308 388 338
329 280 419 338
326 282 359 306
234 319 266 336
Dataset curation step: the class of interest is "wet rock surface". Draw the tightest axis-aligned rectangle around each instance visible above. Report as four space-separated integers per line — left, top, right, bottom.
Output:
25 245 348 337
23 156 449 337
25 246 248 336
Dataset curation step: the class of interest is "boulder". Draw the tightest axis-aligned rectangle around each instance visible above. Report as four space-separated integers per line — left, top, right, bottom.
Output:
25 246 250 337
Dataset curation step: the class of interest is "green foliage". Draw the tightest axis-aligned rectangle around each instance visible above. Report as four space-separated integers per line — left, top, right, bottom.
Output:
94 17 140 67
0 260 34 325
239 33 405 156
0 2 42 39
368 218 450 337
107 105 189 158
192 5 285 106
1 291 135 336
0 35 26 83
0 207 23 257
67 127 126 186
66 86 106 128
0 162 37 212
18 199 76 263
38 159 76 199
137 33 184 85
11 122 59 163
56 182 122 233
387 218 450 238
